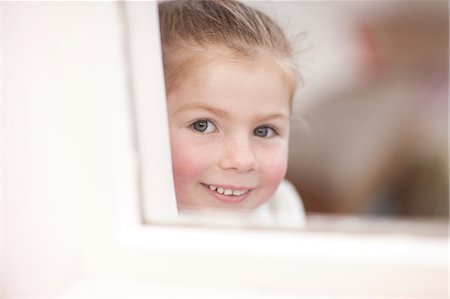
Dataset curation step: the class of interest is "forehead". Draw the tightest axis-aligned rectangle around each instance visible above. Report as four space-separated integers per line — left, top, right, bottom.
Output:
167 56 292 115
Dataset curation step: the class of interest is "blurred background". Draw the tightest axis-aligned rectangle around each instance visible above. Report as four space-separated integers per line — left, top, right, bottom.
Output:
249 1 448 219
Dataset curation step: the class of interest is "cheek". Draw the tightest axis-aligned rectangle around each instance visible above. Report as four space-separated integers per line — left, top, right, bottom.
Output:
263 156 288 190
257 146 288 202
169 132 210 192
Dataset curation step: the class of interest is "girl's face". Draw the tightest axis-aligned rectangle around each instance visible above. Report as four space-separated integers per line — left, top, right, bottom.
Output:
167 58 291 212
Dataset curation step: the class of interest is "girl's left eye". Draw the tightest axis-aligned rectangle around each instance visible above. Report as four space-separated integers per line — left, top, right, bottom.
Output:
253 126 277 138
190 119 217 134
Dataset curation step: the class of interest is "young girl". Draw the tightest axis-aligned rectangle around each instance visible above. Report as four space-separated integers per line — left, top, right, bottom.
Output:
159 0 305 227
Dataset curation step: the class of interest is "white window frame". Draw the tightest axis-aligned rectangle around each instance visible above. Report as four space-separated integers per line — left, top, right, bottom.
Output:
114 2 448 296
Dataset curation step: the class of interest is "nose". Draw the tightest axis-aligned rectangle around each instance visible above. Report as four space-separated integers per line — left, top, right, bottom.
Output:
218 133 257 173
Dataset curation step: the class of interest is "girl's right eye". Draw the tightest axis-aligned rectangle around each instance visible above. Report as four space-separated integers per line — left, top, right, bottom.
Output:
190 119 217 134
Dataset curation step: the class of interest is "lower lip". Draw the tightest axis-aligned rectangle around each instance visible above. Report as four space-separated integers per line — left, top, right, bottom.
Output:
202 184 251 204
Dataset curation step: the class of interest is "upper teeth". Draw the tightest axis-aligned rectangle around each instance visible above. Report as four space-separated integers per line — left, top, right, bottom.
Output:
209 185 248 196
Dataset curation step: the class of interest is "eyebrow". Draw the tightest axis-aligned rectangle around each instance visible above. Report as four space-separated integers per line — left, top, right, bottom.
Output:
256 113 289 123
172 103 230 118
172 103 288 122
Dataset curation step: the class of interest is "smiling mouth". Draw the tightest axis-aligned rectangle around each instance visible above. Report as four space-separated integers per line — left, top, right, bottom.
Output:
207 184 249 196
201 183 252 201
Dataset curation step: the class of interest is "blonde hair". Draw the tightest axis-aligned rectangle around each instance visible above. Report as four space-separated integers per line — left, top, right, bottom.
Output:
159 0 298 99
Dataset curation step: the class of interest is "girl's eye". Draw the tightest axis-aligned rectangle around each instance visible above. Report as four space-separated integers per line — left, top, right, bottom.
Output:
254 126 276 138
191 120 216 134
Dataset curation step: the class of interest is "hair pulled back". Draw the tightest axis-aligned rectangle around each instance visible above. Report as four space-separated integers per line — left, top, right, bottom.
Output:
159 0 298 97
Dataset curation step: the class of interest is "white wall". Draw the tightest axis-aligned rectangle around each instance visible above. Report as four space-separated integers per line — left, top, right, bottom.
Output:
2 2 133 295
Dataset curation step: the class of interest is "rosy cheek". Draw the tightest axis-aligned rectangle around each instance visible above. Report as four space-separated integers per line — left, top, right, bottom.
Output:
171 146 199 186
170 135 210 200
256 150 288 206
265 159 288 191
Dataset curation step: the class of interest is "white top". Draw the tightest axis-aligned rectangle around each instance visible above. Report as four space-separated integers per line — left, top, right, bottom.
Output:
176 180 306 229
249 179 306 228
